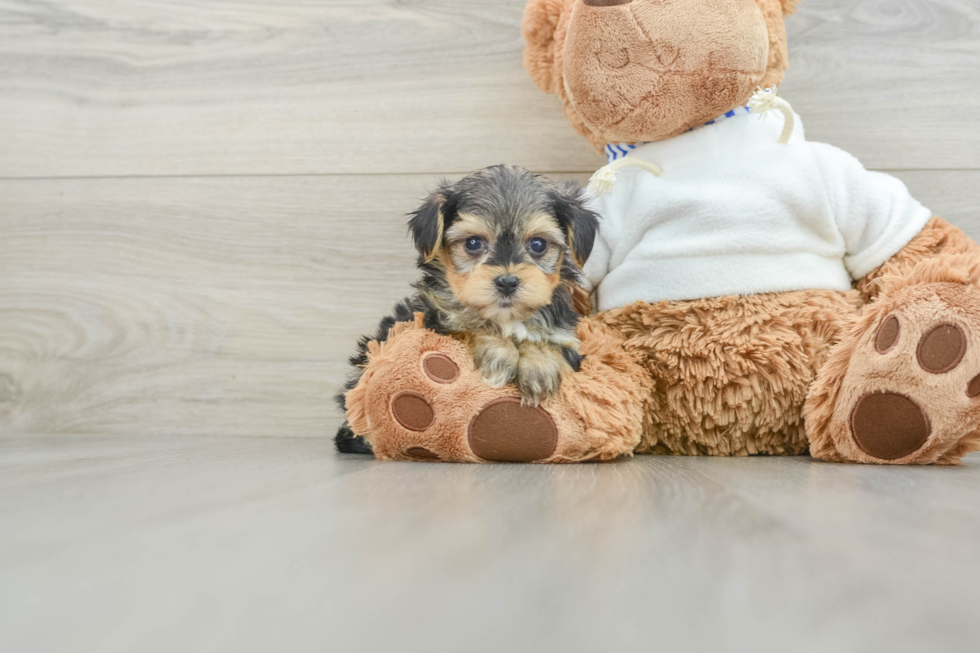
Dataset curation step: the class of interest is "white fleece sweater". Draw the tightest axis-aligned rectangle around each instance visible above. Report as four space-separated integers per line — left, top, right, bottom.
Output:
582 110 933 311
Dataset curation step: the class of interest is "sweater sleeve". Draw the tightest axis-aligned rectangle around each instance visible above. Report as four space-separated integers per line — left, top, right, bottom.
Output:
815 144 933 280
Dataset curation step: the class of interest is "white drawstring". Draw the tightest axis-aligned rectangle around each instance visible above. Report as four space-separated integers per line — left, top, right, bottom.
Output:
748 87 795 145
588 157 663 197
590 89 793 197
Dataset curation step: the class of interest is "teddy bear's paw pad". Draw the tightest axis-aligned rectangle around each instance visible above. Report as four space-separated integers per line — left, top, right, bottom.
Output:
874 314 901 353
968 374 980 398
422 353 459 384
915 323 966 373
850 392 930 461
391 392 435 432
468 398 558 462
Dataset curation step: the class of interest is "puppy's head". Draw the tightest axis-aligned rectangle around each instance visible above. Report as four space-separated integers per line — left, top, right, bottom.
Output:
409 165 599 323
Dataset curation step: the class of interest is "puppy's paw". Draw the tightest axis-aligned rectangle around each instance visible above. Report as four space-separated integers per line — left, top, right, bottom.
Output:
516 341 569 406
473 334 520 388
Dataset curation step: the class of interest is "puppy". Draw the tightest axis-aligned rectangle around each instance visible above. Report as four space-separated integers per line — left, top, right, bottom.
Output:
335 165 600 454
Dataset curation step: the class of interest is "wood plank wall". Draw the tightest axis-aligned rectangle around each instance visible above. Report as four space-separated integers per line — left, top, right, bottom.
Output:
1 0 979 437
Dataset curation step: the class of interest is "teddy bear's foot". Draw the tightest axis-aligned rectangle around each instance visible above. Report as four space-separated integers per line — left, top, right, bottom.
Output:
361 343 564 463
807 282 980 465
389 371 561 463
343 315 648 463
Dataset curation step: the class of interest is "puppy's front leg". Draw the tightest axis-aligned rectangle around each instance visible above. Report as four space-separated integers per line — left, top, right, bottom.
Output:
516 341 571 406
472 333 520 389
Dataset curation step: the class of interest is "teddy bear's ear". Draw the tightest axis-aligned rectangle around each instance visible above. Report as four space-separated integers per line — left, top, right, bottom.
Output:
779 0 801 14
522 0 567 94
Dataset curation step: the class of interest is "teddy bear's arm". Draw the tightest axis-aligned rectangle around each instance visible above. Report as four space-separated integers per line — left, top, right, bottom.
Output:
810 144 933 281
854 216 980 303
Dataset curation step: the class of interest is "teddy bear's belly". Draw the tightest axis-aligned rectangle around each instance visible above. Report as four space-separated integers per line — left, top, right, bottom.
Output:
597 288 863 456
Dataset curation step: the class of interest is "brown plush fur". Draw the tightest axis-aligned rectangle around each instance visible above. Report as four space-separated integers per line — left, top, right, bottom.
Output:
523 0 796 151
597 290 862 456
347 314 648 463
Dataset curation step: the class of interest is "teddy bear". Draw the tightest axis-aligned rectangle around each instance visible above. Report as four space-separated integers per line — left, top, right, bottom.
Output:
338 0 980 465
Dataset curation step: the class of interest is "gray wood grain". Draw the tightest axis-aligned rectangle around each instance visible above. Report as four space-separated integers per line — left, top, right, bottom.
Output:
1 0 978 178
783 0 980 169
0 175 422 437
2 171 975 438
0 434 978 653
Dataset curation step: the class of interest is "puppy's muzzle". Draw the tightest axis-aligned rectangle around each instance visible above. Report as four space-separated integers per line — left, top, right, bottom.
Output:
494 275 521 297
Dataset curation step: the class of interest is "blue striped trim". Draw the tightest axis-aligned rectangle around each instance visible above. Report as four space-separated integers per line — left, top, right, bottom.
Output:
604 105 752 163
604 142 636 162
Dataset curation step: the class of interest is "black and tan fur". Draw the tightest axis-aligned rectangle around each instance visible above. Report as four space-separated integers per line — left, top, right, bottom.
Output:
335 165 600 454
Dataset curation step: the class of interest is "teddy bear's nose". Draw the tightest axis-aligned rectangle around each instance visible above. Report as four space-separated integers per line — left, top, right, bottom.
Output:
583 0 633 6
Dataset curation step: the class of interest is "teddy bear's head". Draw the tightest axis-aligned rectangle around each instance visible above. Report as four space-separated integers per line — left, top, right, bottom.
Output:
524 0 800 151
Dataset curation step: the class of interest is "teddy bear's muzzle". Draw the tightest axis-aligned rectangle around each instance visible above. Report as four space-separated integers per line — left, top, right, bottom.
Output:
562 0 770 144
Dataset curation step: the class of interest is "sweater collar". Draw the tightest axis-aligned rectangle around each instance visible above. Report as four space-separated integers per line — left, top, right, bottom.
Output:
588 90 802 197
604 104 754 163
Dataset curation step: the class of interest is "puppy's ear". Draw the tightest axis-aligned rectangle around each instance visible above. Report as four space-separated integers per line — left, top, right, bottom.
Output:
551 182 600 267
407 182 454 263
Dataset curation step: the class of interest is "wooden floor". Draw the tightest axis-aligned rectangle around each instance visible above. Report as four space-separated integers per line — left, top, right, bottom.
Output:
2 1 980 650
1 436 979 652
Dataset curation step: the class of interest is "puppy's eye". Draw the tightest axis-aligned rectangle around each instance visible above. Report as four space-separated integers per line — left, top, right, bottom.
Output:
528 238 548 256
464 236 485 253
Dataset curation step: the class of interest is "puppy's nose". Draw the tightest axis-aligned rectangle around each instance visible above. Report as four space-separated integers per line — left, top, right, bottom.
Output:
494 275 520 296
